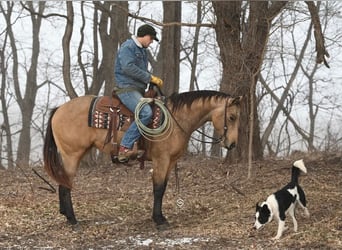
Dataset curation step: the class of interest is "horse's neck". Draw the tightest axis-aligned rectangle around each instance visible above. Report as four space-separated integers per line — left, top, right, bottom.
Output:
173 102 217 133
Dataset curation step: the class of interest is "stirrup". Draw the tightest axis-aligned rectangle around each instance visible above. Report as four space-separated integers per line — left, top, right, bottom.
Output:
118 142 144 163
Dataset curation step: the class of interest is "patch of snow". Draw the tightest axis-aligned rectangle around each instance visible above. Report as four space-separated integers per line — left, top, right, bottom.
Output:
115 235 212 247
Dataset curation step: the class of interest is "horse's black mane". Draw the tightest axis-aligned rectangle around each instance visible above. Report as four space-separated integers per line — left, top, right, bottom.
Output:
168 90 231 111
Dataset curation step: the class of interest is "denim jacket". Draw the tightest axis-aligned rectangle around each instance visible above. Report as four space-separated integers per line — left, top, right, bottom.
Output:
114 35 151 93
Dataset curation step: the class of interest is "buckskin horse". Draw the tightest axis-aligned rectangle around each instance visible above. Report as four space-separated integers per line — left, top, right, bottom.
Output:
43 90 242 229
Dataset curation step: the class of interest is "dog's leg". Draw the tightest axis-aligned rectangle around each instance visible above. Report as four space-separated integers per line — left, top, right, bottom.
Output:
273 220 285 240
298 187 310 218
303 207 310 218
297 200 310 218
288 208 298 232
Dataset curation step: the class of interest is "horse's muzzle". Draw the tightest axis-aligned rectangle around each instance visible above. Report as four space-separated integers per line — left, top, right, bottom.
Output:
226 142 236 150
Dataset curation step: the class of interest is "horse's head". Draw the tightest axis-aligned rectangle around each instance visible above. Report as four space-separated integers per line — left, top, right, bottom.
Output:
212 96 243 150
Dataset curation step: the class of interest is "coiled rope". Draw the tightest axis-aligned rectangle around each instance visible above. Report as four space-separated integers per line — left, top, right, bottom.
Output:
135 98 173 141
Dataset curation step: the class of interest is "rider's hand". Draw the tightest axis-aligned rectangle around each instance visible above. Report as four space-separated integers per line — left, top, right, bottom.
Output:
150 75 163 88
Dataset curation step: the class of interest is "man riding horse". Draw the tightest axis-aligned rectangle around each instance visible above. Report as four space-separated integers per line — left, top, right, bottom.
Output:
114 24 163 163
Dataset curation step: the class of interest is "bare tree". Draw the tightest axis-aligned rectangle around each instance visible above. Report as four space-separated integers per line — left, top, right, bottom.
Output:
0 21 14 168
1 2 47 166
93 1 129 96
261 17 313 152
259 1 342 156
155 1 181 96
61 2 129 98
212 1 328 163
62 2 77 99
186 1 202 92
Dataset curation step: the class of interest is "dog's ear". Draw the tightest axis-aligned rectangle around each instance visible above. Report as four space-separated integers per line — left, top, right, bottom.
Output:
261 204 271 215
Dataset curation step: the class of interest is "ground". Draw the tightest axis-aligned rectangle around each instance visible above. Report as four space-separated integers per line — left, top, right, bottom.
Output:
0 152 341 249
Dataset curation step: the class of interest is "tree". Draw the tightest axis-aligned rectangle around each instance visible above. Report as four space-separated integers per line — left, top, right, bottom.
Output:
260 14 314 153
212 1 329 163
155 1 181 96
259 1 342 155
94 1 129 96
60 2 129 98
62 2 76 99
0 27 14 168
1 2 47 166
1 1 340 168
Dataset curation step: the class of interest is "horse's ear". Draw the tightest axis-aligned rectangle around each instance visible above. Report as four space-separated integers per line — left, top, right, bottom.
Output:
227 96 243 106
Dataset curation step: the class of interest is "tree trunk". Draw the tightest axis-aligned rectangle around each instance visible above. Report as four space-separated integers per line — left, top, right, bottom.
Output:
62 2 77 99
155 1 181 96
93 1 129 96
212 1 287 162
0 41 14 168
189 1 202 92
16 2 46 165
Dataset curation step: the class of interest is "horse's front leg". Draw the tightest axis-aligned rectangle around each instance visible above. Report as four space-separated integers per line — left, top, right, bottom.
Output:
151 158 177 230
152 181 170 230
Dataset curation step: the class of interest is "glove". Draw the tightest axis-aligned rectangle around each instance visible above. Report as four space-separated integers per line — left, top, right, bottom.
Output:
150 75 163 88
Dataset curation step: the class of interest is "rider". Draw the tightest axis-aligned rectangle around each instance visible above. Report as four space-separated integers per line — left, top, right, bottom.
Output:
114 24 163 163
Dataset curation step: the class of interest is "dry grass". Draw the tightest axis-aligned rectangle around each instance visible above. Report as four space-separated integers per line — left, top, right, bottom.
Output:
0 152 341 249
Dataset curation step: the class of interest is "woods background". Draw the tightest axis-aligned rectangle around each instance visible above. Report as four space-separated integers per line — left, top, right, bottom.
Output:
0 1 341 169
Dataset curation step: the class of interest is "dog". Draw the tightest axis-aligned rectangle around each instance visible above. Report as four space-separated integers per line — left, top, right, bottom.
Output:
253 159 310 240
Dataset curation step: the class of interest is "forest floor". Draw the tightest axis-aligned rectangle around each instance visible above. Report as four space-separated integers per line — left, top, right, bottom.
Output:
0 151 341 249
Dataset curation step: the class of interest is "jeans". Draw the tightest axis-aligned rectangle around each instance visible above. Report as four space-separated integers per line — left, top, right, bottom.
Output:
117 90 152 149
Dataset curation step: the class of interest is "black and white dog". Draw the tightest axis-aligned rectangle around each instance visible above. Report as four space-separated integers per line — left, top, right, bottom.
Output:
254 159 310 239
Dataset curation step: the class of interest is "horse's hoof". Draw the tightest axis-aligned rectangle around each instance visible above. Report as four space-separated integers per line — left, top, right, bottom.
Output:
156 221 170 231
71 222 81 231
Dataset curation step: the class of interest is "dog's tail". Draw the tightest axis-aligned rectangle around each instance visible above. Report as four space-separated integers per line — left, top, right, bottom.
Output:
291 159 307 184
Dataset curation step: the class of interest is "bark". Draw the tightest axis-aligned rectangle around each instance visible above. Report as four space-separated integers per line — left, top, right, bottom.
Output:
155 1 181 96
0 3 14 168
62 2 77 99
93 1 129 96
212 1 284 161
77 2 89 93
189 1 202 92
212 1 328 161
16 2 46 165
0 30 14 168
305 1 330 67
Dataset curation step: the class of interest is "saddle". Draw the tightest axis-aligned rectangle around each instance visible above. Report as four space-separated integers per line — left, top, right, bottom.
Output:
88 89 162 167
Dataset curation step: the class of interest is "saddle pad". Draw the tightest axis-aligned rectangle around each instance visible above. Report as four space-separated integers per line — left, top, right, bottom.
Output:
88 97 110 129
88 96 133 130
88 96 164 130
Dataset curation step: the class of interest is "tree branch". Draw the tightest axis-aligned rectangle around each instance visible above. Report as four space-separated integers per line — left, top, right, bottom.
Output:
267 1 288 20
305 1 330 68
93 1 215 28
20 1 68 19
259 76 310 141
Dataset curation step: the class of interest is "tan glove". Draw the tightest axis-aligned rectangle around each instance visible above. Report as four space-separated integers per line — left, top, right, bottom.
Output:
150 75 163 88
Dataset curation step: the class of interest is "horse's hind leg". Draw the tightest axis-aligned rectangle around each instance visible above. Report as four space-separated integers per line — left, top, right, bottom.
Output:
59 185 77 225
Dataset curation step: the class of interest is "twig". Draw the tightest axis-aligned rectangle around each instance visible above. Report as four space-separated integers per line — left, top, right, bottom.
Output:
1 157 35 193
32 168 56 193
230 183 246 197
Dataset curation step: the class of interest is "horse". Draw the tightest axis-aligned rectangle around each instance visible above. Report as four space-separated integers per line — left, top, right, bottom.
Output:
43 90 242 229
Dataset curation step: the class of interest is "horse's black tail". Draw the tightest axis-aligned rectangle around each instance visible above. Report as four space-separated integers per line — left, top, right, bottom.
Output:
291 159 307 184
43 108 72 189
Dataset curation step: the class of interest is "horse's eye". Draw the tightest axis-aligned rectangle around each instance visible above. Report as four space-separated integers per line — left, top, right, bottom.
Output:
229 115 236 122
